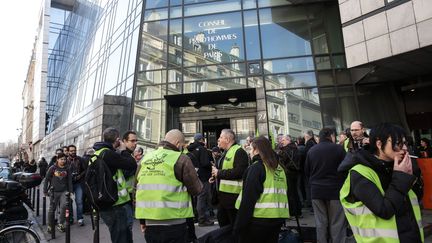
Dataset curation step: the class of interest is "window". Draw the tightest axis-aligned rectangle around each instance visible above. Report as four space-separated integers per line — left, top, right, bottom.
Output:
272 104 280 120
135 116 152 140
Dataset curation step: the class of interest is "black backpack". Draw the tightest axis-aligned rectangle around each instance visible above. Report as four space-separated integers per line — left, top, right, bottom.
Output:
84 148 118 210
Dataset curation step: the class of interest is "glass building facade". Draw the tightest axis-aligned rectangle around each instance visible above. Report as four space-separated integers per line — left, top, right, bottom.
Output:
133 0 358 150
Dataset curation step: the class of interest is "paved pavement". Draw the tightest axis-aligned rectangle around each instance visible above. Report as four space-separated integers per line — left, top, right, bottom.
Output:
27 185 432 242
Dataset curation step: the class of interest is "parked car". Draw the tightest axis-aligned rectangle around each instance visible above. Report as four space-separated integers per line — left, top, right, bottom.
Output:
0 157 10 168
0 167 12 179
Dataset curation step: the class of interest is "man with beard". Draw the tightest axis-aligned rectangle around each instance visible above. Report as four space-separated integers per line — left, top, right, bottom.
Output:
68 144 87 226
347 121 369 152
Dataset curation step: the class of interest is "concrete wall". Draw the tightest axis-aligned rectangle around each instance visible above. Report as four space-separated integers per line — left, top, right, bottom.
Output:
339 0 432 67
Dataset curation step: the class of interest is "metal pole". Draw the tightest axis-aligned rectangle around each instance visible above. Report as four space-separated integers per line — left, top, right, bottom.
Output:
65 192 71 243
42 196 46 225
50 202 56 239
32 187 36 209
93 209 99 243
36 187 40 216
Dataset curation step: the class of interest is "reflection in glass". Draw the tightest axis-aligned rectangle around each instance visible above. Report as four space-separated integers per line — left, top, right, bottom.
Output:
170 7 182 18
248 76 263 88
315 56 331 70
133 99 166 147
337 86 358 129
231 117 256 142
244 10 261 60
317 71 334 86
135 85 166 100
137 70 166 85
145 0 168 9
336 70 351 85
309 7 329 55
183 78 247 93
184 63 245 81
169 19 182 68
243 0 256 9
265 72 317 90
258 0 290 8
184 12 244 64
141 21 168 70
184 0 241 17
260 6 312 59
144 8 168 21
332 55 346 69
263 57 314 74
267 88 321 138
319 87 341 132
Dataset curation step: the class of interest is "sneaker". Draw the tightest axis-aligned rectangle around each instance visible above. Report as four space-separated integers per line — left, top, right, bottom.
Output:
47 226 52 234
198 220 214 227
56 224 65 233
78 219 84 226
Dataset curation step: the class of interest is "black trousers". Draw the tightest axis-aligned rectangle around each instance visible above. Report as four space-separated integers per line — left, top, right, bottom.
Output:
145 223 187 243
217 205 237 227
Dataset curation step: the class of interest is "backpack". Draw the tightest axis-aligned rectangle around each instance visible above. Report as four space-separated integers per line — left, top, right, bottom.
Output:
84 148 118 210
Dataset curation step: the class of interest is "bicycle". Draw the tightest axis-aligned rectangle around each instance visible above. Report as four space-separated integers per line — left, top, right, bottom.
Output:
0 216 40 243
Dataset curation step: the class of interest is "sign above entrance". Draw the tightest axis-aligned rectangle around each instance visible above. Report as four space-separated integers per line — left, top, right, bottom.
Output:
164 88 256 108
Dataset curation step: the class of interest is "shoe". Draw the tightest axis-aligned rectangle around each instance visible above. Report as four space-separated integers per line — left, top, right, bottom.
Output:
57 224 65 233
78 219 84 226
47 226 52 234
198 220 214 227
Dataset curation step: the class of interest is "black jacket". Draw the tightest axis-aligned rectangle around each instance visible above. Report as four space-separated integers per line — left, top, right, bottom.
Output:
187 141 211 182
304 140 346 200
338 149 421 242
216 144 249 209
233 155 284 234
92 142 137 176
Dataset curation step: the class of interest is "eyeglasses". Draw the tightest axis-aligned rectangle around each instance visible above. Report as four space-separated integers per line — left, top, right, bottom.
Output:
350 129 361 132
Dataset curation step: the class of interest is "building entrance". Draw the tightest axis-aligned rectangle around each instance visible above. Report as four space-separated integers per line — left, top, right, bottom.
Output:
202 118 230 149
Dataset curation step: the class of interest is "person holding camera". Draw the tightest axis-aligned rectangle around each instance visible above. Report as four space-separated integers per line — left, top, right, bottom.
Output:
68 144 87 226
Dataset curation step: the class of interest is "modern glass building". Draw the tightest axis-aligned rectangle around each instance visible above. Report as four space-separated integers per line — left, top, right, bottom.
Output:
26 0 430 158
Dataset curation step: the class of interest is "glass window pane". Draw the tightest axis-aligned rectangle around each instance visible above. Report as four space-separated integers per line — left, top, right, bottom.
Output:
315 56 331 70
137 70 167 85
309 6 329 55
168 69 183 83
244 10 261 60
266 88 321 138
184 0 241 17
263 57 314 74
259 6 311 58
248 62 261 75
135 85 166 100
144 8 168 21
258 0 290 8
337 86 358 129
184 63 245 81
317 71 334 86
169 19 182 67
333 55 346 69
184 12 244 63
183 78 247 93
141 21 168 70
243 0 256 9
184 0 218 4
265 72 317 90
145 0 168 9
170 0 182 6
170 7 182 18
133 100 166 146
319 87 341 132
335 70 351 85
248 76 263 88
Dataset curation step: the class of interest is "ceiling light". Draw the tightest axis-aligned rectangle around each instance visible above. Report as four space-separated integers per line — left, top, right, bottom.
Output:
228 97 238 103
410 89 415 92
188 101 197 106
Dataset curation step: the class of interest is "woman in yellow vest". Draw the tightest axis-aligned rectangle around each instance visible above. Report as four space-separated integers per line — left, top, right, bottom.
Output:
339 123 424 242
233 136 289 243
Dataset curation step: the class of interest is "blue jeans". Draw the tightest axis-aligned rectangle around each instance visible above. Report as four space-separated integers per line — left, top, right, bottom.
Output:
124 203 134 234
73 183 83 220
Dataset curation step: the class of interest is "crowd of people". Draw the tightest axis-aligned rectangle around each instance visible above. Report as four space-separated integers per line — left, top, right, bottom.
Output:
18 121 431 243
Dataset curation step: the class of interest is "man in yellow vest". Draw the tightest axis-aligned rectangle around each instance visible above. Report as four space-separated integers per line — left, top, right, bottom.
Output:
211 129 248 227
92 127 137 243
121 130 139 239
135 129 203 243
